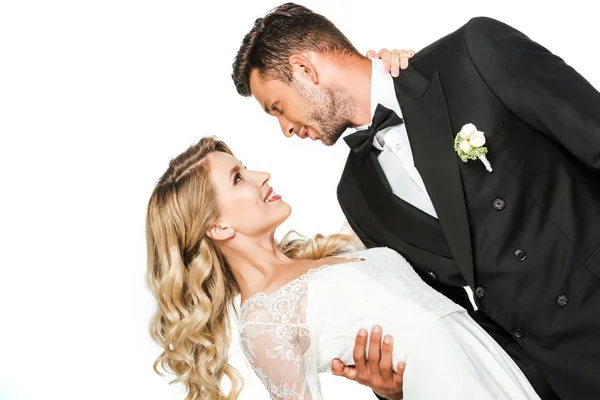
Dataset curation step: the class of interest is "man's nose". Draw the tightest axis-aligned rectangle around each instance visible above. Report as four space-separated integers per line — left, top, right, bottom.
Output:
278 116 295 138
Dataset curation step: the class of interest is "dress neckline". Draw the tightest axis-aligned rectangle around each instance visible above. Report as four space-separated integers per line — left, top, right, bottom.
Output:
240 250 368 312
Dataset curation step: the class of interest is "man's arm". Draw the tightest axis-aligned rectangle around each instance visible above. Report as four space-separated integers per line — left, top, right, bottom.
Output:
464 17 600 172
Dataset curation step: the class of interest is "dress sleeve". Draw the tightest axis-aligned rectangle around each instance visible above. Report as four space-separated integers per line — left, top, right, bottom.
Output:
240 322 320 400
239 278 322 400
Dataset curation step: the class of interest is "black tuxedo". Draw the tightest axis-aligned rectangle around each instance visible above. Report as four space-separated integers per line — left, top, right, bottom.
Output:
338 17 600 400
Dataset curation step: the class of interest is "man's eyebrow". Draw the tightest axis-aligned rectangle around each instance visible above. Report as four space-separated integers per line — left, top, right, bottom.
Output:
263 101 272 114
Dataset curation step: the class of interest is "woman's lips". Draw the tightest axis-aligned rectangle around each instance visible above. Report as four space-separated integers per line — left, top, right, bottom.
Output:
264 187 281 203
263 187 273 201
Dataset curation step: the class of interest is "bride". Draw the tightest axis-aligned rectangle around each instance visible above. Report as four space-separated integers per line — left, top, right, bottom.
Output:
145 136 541 400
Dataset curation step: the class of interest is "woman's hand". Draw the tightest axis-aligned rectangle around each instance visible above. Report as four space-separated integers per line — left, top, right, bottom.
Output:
366 48 415 77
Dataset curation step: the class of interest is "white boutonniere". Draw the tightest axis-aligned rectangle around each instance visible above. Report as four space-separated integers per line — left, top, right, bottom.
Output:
454 123 493 172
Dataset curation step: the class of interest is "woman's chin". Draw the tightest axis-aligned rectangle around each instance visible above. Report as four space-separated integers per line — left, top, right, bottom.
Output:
273 202 292 227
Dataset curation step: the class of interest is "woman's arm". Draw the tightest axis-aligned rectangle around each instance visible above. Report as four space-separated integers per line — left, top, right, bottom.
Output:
241 323 319 400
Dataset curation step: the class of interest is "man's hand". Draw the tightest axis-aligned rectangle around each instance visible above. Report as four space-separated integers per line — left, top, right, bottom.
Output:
331 326 405 400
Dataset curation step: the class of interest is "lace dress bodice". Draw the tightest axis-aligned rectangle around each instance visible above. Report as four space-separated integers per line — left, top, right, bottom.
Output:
239 247 465 399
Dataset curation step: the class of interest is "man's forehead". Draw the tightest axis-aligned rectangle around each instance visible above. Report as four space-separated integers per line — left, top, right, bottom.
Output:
249 70 266 99
249 70 278 112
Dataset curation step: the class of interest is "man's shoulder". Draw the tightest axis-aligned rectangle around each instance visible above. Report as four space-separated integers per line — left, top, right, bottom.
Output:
462 17 519 47
463 16 506 33
414 17 508 62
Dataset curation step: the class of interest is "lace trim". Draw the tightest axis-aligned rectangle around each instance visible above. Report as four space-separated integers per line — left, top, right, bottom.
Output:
239 250 368 385
239 251 366 317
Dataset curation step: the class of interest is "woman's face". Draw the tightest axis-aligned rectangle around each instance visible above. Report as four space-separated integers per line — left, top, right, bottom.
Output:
207 151 291 239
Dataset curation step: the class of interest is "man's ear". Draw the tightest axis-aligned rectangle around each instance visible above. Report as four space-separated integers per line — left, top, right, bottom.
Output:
206 224 235 241
289 53 319 85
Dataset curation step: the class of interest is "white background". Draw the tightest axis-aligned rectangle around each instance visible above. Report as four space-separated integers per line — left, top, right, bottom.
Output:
1 1 598 399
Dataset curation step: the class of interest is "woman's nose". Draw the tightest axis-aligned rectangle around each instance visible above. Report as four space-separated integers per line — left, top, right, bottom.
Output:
248 170 271 186
260 171 271 186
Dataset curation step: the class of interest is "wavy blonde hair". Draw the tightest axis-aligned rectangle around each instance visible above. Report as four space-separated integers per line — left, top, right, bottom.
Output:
146 137 361 400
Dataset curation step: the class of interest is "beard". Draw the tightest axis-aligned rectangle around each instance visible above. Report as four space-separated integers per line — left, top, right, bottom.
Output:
292 80 355 146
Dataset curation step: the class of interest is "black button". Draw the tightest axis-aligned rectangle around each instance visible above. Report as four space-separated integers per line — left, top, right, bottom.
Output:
493 198 506 210
475 286 486 298
514 249 527 262
428 271 437 280
556 295 569 307
512 328 525 339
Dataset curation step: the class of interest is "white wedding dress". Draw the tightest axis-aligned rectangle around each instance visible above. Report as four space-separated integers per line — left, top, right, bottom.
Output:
239 247 541 399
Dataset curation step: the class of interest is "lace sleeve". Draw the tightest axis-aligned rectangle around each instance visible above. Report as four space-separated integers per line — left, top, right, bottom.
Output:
239 278 321 400
241 322 319 399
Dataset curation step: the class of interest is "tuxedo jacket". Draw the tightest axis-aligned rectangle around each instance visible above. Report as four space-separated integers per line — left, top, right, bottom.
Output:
338 17 600 400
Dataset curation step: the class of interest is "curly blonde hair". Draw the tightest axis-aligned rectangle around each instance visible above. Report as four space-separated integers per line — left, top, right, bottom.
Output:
146 137 361 399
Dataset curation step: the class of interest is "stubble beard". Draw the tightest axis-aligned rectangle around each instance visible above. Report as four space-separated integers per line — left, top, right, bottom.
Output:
293 81 356 146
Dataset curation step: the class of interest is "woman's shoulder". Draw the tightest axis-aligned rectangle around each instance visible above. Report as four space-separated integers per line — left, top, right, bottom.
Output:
239 271 312 329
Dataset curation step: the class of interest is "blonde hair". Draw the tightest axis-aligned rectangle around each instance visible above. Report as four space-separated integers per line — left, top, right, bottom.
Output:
146 137 361 399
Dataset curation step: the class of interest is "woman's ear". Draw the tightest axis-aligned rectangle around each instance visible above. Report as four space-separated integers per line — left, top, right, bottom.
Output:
206 224 235 241
289 53 319 85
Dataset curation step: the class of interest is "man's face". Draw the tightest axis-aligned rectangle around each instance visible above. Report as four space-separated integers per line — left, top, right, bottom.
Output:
249 69 353 146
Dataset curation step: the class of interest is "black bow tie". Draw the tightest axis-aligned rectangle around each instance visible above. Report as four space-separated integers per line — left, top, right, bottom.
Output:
344 104 403 161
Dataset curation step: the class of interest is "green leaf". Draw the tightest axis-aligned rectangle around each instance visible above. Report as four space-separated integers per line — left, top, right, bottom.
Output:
454 134 488 163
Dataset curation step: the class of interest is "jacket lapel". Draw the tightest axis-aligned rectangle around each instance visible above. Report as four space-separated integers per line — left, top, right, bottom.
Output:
351 151 453 258
394 68 475 288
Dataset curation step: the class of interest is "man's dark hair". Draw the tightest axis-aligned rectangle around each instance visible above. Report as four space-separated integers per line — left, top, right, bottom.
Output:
232 3 360 97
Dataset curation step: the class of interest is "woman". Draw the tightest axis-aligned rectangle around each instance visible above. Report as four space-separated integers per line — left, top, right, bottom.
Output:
146 136 542 400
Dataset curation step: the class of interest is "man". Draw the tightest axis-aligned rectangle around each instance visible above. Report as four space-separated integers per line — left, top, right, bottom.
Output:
232 3 600 399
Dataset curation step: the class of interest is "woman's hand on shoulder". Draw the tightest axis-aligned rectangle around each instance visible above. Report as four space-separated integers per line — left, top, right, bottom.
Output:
366 48 415 77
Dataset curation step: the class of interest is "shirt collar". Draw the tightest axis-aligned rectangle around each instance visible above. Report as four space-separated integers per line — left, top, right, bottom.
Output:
341 58 403 139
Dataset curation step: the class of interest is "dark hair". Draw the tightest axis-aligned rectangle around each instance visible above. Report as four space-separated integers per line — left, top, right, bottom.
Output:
231 2 360 97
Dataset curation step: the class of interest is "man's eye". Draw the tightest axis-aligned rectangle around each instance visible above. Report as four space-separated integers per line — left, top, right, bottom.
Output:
272 103 280 113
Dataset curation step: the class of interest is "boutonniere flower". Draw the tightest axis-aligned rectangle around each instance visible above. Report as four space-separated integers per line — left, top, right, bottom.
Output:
454 123 493 172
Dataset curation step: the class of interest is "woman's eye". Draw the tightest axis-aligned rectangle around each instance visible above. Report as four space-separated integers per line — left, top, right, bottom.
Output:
234 172 243 184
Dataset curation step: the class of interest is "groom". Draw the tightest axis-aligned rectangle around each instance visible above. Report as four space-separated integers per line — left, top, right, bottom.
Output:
232 3 600 400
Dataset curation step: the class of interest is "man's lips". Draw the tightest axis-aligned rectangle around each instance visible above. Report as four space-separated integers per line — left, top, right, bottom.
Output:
297 127 307 138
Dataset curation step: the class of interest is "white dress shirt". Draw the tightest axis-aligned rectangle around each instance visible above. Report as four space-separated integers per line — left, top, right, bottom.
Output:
343 59 438 218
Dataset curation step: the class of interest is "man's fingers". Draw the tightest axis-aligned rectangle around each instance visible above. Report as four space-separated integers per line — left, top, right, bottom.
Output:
379 335 394 382
366 49 377 58
367 326 383 375
331 358 356 381
352 329 368 371
331 358 344 375
331 359 358 381
394 361 406 388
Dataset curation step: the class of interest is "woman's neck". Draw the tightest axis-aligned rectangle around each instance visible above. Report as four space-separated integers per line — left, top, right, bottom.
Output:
219 234 292 302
